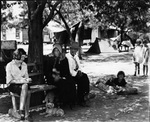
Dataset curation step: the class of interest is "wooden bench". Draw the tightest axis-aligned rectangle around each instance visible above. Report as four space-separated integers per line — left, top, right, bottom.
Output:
10 63 55 111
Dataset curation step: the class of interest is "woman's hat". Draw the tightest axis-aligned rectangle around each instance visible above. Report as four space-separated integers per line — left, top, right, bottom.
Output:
70 42 79 50
53 43 62 53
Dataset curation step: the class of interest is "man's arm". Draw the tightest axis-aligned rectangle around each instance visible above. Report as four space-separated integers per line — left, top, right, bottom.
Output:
74 54 81 71
66 54 78 77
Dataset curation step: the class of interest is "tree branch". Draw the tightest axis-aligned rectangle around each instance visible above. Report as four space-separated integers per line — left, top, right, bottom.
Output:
42 1 62 29
55 8 74 42
38 0 47 14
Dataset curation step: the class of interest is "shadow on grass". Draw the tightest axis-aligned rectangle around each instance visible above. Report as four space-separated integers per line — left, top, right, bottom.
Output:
0 74 149 121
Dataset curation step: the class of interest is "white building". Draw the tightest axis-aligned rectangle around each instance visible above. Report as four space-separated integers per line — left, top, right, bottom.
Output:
1 27 23 43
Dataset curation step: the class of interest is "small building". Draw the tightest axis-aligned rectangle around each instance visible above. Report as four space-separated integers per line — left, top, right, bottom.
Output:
1 27 23 43
1 27 53 44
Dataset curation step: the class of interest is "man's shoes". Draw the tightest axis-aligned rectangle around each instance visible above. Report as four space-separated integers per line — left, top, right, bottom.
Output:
19 110 25 120
25 114 33 122
8 108 21 119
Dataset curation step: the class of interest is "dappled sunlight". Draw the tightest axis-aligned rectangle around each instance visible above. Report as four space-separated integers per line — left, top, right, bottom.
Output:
1 44 149 122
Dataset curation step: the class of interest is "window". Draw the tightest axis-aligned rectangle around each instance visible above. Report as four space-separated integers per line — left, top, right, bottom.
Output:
2 29 6 40
16 28 20 39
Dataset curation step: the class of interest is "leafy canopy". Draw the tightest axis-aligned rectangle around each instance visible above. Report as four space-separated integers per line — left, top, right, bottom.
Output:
78 0 150 32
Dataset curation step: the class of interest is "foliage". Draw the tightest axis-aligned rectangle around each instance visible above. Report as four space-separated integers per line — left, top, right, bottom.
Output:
78 0 150 32
1 0 62 29
58 0 101 29
1 1 15 28
1 0 150 32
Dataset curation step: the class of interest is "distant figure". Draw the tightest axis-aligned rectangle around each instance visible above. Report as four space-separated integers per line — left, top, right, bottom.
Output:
133 39 143 76
105 71 138 95
142 39 150 76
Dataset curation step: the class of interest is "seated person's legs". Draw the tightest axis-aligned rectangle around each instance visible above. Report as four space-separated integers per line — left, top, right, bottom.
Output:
19 83 30 119
81 73 90 95
76 72 90 105
25 90 31 118
8 83 30 119
20 84 28 110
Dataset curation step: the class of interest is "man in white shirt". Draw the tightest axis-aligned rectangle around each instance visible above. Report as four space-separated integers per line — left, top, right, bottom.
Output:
66 42 90 107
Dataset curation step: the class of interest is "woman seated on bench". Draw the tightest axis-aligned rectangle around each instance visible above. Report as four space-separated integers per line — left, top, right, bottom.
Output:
6 48 32 120
43 44 76 108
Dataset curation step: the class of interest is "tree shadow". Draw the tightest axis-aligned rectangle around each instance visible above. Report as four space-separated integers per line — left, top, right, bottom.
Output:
0 94 11 114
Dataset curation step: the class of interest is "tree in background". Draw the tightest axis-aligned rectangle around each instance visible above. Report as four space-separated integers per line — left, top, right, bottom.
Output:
1 0 63 83
78 0 150 46
1 0 87 81
1 0 150 79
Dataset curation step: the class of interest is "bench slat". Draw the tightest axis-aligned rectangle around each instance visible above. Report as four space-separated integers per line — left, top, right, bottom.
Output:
10 85 56 96
27 63 42 67
29 72 42 77
30 85 55 93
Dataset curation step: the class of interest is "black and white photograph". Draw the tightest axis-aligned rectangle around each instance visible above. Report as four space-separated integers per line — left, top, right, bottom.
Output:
0 0 150 122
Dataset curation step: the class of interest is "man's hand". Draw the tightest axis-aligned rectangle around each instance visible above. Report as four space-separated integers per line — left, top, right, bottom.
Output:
52 74 61 82
26 78 32 83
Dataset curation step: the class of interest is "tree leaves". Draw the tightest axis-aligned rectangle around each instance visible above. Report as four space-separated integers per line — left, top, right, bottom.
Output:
79 0 150 32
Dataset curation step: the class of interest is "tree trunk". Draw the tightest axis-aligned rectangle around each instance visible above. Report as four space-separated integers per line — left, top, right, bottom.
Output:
0 40 1 58
28 7 44 84
28 17 43 64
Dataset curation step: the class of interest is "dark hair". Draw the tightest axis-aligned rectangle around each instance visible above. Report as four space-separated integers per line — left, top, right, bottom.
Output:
13 48 26 60
117 71 125 77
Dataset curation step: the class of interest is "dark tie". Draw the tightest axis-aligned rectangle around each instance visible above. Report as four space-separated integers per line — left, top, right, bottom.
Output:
73 57 79 71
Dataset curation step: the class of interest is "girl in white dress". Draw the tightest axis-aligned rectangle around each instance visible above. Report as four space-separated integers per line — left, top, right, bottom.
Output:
133 39 143 76
142 40 150 76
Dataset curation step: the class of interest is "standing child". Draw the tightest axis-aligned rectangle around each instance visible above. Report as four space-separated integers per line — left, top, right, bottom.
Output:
142 39 150 76
133 39 143 76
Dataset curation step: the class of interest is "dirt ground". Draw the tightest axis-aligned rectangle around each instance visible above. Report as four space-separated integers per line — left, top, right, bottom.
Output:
0 41 149 122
